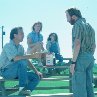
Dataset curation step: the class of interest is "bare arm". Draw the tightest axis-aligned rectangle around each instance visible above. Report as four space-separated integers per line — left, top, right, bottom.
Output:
72 39 80 62
70 39 80 75
13 53 41 61
27 38 43 48
27 60 39 73
27 38 36 48
70 24 81 75
28 60 43 79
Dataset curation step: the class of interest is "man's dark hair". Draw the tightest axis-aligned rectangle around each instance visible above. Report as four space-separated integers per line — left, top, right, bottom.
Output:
10 27 22 40
66 8 82 18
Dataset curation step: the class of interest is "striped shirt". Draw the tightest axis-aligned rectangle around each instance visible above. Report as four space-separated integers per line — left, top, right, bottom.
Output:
0 40 24 69
72 18 95 54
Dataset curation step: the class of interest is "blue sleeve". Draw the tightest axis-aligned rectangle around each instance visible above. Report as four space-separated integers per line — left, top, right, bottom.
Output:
57 42 60 53
27 33 32 39
39 34 43 42
3 44 17 61
46 41 51 51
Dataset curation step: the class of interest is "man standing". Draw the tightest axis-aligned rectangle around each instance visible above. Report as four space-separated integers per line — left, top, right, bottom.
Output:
66 8 96 97
0 27 42 96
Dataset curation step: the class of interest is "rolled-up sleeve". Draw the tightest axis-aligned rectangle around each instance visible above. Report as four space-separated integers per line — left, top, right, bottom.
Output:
73 24 81 42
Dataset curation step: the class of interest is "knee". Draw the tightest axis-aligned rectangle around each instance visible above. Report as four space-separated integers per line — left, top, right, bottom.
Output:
18 59 28 67
34 73 40 83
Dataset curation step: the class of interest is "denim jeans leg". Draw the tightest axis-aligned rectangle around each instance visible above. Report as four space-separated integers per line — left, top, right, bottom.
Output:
1 62 19 79
25 72 40 91
2 59 29 87
72 71 87 97
17 59 28 87
55 54 63 62
72 53 94 97
86 61 94 97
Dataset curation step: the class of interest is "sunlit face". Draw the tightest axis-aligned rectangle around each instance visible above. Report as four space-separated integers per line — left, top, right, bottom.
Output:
66 11 76 25
34 23 42 33
66 11 71 23
16 29 24 42
50 34 55 42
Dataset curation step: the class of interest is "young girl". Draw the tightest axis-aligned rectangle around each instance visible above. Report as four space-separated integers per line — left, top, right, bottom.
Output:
46 33 63 64
27 22 44 66
27 22 44 54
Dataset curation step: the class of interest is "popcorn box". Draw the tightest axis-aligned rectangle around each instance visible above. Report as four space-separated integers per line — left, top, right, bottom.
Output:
46 54 54 66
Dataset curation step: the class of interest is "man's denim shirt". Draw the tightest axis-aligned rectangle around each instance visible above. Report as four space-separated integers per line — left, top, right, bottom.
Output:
0 40 24 69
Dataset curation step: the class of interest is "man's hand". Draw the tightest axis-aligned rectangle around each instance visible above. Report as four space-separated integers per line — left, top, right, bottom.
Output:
33 53 41 58
36 71 43 79
70 64 75 75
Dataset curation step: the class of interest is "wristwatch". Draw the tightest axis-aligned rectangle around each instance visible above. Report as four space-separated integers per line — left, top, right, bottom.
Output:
71 61 76 64
11 59 14 62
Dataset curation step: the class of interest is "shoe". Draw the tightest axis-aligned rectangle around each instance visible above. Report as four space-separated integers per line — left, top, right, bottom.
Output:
18 89 31 96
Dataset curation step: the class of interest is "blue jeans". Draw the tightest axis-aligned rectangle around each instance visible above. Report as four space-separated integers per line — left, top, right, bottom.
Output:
1 59 40 91
72 52 94 97
55 53 63 62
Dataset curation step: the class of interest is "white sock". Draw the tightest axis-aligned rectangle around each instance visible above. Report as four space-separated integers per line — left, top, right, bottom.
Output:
19 87 24 91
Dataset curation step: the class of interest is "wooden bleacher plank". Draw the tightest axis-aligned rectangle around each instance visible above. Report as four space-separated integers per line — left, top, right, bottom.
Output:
31 93 73 97
31 92 97 97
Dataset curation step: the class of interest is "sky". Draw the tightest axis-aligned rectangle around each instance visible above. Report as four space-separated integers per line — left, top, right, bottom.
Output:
0 0 97 62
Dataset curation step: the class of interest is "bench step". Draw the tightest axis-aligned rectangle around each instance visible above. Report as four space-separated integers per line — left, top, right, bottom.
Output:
31 93 73 97
31 92 97 97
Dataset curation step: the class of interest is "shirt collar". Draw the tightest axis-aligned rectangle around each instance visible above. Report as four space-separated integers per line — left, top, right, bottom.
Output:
10 40 19 47
75 18 86 25
32 31 40 34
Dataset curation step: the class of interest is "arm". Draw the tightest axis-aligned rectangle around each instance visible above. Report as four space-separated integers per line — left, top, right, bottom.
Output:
70 39 80 75
27 60 39 73
70 24 81 75
72 39 80 62
4 43 41 62
46 41 51 52
27 60 43 79
27 37 36 48
13 53 41 61
27 37 43 48
70 39 81 76
57 42 60 53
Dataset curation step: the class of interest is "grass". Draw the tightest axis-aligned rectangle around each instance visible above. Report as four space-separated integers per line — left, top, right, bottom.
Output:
4 77 69 95
33 81 69 94
1 63 97 96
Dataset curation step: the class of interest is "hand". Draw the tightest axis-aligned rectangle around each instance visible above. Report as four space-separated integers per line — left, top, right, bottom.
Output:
70 64 75 75
37 42 43 45
36 71 43 79
14 56 22 61
33 53 41 58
